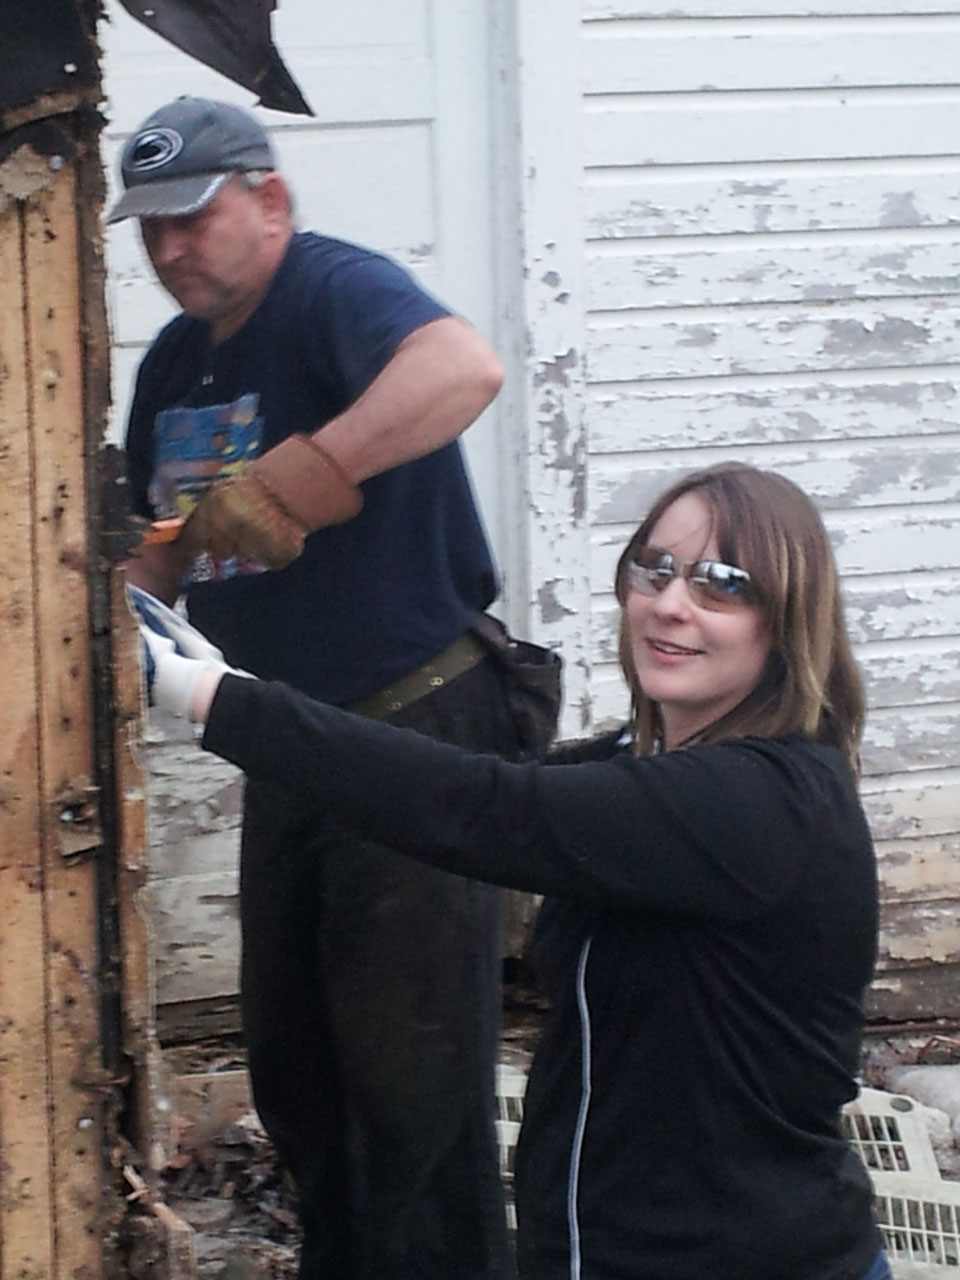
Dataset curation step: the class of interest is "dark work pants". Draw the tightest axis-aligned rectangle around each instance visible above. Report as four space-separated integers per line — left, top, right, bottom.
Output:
239 655 521 1280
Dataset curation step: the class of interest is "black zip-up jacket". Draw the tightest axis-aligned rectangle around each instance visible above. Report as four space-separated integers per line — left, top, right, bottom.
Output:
204 675 883 1280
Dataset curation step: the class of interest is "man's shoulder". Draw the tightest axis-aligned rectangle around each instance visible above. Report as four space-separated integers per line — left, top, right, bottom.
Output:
285 231 435 296
275 233 450 343
292 230 395 268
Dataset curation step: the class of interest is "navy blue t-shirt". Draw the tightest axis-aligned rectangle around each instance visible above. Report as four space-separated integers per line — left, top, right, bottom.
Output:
126 232 498 705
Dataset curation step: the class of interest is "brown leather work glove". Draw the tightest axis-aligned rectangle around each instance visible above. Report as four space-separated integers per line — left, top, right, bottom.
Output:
177 435 363 571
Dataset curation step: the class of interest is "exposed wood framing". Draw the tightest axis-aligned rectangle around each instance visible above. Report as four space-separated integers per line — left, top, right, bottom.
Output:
111 569 176 1173
0 152 103 1280
0 85 177 1271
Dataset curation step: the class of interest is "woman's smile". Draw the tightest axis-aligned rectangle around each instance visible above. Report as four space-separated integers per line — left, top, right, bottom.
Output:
645 636 705 660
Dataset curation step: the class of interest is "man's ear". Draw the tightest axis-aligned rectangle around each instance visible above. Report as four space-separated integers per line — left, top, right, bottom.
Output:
257 172 293 225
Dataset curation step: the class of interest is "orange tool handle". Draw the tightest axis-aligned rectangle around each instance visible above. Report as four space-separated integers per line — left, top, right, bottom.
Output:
142 517 185 545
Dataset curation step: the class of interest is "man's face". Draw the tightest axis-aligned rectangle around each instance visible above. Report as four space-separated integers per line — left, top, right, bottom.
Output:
139 176 287 342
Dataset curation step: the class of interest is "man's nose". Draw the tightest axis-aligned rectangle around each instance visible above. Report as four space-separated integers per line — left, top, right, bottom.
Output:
142 219 186 265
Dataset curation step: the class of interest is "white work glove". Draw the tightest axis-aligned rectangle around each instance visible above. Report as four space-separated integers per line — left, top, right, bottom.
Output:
126 585 247 719
137 625 223 719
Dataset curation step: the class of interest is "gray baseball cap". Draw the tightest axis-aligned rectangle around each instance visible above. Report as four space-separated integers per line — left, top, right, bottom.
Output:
106 96 275 224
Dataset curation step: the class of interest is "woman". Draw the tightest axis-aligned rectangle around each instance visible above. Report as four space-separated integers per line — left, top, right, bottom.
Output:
135 462 890 1280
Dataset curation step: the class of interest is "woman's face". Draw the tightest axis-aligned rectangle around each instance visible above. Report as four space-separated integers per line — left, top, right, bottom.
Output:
624 491 773 749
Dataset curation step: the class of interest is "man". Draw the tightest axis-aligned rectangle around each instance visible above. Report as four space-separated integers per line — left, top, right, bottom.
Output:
110 95 523 1280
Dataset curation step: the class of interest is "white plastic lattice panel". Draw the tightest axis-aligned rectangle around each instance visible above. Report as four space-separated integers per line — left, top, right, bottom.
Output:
842 1087 960 1267
843 1087 943 1180
873 1191 960 1268
496 1064 527 1232
494 1074 960 1263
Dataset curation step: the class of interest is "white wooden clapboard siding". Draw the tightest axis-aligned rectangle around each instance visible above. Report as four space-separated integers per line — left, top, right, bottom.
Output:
586 161 960 241
588 299 960 381
577 3 960 1016
588 236 960 311
584 1 960 16
587 377 960 450
590 440 960 514
586 94 960 169
583 18 960 94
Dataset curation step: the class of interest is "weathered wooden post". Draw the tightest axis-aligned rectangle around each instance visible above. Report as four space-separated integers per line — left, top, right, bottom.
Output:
1 3 319 1270
0 4 172 1275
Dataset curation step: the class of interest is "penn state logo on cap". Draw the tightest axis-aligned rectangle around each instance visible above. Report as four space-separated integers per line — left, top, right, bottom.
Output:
127 127 184 173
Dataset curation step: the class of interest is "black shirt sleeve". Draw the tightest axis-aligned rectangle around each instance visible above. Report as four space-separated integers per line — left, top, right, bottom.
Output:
203 674 863 922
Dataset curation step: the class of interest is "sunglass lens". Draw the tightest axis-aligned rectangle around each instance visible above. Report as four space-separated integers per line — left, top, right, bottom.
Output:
631 549 675 594
694 562 752 604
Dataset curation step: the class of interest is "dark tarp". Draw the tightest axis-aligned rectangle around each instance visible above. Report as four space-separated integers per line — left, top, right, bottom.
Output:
116 0 314 116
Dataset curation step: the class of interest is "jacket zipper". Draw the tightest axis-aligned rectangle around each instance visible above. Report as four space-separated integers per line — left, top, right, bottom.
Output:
568 935 593 1280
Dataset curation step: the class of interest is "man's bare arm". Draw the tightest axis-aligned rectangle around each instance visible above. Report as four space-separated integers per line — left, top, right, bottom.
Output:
314 316 504 484
128 315 503 575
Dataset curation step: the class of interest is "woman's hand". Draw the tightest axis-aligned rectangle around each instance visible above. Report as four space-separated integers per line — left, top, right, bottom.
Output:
127 584 249 721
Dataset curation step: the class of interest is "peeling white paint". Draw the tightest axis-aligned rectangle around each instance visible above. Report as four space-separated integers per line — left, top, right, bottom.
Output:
577 1 960 1016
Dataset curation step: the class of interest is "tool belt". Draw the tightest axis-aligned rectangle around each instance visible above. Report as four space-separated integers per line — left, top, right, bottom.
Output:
348 614 563 757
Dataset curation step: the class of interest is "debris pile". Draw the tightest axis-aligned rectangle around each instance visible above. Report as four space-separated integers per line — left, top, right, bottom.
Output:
863 1029 960 1181
161 1111 301 1279
154 1018 960 1278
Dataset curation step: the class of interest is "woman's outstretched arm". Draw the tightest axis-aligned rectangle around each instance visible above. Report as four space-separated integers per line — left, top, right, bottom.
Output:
201 673 848 921
130 587 859 923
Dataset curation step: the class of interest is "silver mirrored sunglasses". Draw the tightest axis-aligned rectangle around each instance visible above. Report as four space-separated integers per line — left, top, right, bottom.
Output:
627 546 759 609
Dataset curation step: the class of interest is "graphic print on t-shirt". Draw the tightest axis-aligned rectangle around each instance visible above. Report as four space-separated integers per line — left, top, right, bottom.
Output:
149 393 266 582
